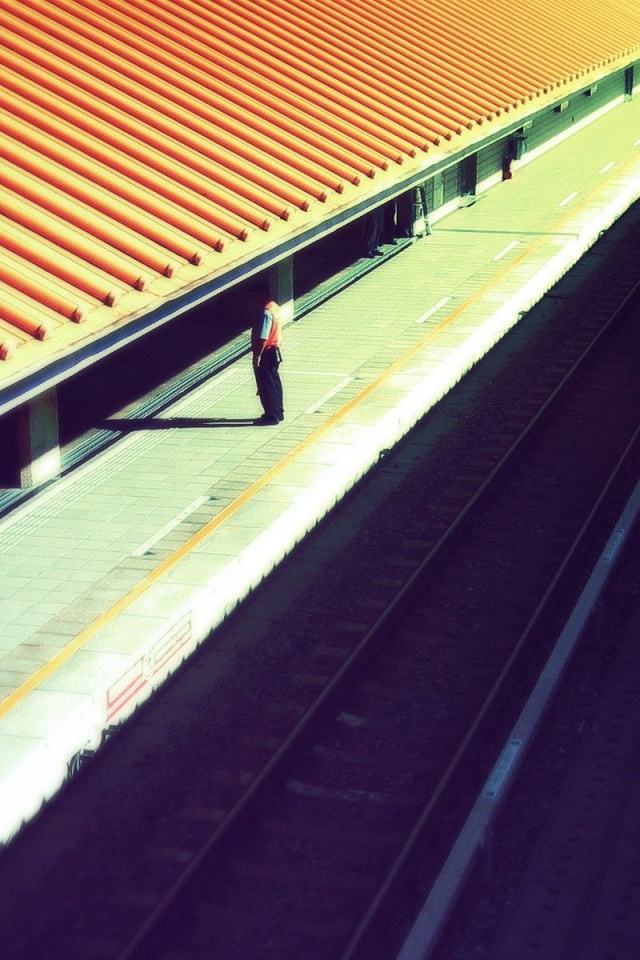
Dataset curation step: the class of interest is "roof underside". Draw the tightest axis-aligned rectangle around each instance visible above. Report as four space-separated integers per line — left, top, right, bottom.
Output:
1 0 639 378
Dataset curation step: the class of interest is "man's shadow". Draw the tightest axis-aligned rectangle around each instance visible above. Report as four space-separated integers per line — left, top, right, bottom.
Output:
102 417 257 431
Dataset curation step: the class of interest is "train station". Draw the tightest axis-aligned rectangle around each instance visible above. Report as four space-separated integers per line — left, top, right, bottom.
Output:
1 1 640 952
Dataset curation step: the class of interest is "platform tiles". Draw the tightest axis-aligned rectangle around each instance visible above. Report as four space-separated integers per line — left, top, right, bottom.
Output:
1 103 640 847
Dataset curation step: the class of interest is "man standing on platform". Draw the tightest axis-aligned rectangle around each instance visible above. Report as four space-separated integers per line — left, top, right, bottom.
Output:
251 282 285 425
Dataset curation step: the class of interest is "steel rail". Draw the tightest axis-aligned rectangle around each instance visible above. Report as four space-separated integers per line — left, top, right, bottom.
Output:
340 400 640 960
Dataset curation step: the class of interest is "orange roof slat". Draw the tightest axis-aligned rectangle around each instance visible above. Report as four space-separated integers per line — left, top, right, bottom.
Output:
0 192 151 293
416 0 618 87
85 0 441 151
340 0 570 99
193 26 452 145
2 3 327 212
290 0 516 117
0 217 123 307
3 140 210 269
211 0 476 134
0 250 92 324
0 43 287 232
2 77 254 244
0 286 56 343
192 0 442 142
1 113 227 258
28 0 386 180
280 0 527 110
261 0 505 121
484 0 635 64
10 0 379 189
1 0 639 366
1 161 182 280
0 330 19 361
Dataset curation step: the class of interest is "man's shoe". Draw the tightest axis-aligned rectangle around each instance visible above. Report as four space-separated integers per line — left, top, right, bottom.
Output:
254 414 279 425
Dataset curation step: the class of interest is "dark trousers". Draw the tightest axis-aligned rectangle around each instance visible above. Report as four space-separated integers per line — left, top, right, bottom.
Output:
254 348 284 420
362 207 384 256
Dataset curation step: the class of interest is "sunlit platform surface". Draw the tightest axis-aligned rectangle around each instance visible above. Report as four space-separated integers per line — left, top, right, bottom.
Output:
1 97 640 847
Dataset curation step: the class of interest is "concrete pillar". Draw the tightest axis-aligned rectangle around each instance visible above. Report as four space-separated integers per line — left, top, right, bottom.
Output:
432 171 445 210
624 65 635 100
269 256 294 324
461 153 478 197
18 388 61 488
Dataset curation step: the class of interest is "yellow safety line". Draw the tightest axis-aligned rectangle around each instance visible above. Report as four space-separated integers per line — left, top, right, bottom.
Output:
2 156 638 719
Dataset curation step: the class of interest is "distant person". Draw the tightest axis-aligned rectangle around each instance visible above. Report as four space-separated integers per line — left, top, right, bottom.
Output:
382 198 399 244
251 283 284 425
397 190 417 237
363 200 403 256
362 206 384 257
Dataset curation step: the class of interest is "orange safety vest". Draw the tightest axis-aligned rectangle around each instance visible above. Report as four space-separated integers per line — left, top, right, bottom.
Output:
262 300 282 349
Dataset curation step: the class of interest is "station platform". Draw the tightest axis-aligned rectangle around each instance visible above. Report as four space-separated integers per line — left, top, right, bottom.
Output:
1 96 640 849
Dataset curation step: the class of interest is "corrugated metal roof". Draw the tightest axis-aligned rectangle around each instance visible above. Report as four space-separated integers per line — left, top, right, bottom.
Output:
1 0 639 370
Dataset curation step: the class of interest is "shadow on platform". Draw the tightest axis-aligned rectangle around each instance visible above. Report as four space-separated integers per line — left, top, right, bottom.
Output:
102 417 258 431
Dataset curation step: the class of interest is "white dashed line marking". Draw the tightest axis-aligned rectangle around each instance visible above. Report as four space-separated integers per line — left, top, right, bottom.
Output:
416 296 452 323
304 377 354 414
494 240 520 261
132 496 209 556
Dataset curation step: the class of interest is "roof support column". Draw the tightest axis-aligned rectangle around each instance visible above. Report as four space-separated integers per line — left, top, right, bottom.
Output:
461 153 479 199
18 388 61 489
269 256 294 324
432 171 445 211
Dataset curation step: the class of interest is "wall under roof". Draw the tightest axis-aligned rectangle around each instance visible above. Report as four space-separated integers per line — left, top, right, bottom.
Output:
1 0 639 395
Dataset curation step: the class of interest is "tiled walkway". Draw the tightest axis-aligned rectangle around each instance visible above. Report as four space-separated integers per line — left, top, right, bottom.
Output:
1 95 640 846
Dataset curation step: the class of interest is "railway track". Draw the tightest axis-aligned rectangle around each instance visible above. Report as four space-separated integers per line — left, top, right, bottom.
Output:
101 273 640 957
